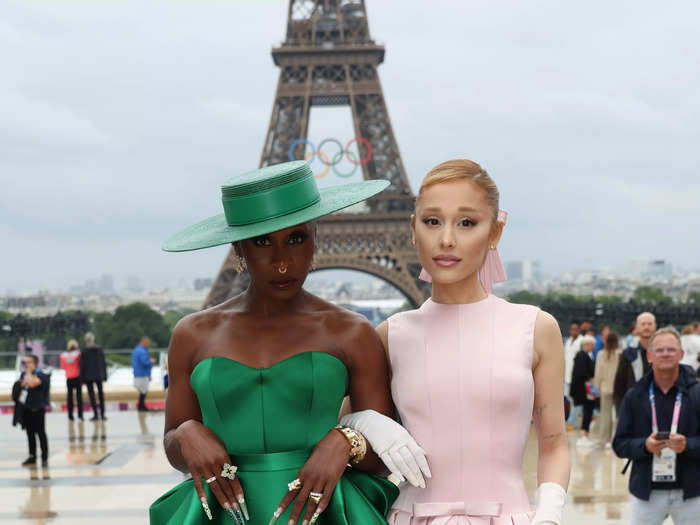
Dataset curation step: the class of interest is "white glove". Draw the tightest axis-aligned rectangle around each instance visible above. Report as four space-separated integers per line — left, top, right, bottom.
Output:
531 482 567 525
340 409 431 488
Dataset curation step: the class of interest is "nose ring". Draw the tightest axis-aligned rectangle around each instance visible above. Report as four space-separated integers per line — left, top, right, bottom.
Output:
278 264 288 274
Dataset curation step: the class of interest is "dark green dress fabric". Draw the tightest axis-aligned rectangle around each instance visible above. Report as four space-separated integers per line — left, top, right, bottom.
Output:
150 351 398 524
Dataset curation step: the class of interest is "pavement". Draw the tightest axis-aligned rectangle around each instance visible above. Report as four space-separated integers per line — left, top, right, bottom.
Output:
0 411 675 524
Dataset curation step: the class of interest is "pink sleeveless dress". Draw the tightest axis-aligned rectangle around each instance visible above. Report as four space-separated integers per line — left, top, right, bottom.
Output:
386 294 539 525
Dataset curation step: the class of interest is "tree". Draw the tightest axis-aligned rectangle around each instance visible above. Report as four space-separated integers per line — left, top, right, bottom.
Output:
163 308 196 333
687 291 700 306
98 302 170 348
633 286 673 306
508 290 545 306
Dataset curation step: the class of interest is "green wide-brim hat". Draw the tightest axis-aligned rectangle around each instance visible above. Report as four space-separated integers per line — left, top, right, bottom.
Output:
162 160 389 252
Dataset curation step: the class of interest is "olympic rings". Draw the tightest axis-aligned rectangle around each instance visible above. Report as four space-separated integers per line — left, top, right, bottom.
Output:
288 138 314 163
332 150 359 178
287 137 373 179
316 138 344 167
306 151 331 179
345 137 373 166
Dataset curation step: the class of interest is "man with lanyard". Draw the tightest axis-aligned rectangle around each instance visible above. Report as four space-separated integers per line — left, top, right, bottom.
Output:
613 326 700 524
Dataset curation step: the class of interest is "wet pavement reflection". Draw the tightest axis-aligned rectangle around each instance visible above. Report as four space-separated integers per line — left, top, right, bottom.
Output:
0 413 675 524
0 409 181 524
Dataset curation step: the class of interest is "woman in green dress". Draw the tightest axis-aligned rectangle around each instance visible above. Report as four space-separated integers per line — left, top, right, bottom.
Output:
150 161 403 525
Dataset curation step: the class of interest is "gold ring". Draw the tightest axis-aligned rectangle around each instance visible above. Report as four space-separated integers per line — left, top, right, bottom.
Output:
309 491 322 504
287 478 301 491
205 476 217 484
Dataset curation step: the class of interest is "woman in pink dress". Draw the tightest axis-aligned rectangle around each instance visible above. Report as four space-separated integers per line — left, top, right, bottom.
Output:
347 160 571 524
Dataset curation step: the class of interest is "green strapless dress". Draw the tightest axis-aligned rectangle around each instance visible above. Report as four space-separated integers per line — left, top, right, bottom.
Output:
150 351 398 524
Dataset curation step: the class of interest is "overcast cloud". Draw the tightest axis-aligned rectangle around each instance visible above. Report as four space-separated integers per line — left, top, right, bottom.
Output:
1 0 699 293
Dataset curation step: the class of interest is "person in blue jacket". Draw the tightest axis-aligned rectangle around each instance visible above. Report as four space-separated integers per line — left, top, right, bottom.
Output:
131 336 154 411
613 326 700 524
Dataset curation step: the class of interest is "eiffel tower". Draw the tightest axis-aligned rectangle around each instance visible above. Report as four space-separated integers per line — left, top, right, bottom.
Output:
205 0 429 308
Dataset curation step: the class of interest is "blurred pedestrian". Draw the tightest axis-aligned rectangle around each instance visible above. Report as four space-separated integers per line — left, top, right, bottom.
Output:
564 320 582 428
680 322 700 373
593 332 621 447
593 324 610 361
613 326 700 524
59 339 83 421
614 312 656 413
624 323 639 350
131 336 154 411
81 332 107 421
162 353 169 391
580 319 593 335
571 335 597 446
18 354 50 466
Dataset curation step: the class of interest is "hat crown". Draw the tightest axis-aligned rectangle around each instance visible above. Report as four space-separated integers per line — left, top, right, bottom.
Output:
221 160 311 198
219 161 321 227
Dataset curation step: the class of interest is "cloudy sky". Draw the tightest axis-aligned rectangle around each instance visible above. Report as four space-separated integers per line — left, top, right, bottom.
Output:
2 0 699 294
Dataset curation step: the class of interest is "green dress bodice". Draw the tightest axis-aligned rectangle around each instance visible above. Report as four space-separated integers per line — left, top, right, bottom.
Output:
150 351 397 524
193 352 347 454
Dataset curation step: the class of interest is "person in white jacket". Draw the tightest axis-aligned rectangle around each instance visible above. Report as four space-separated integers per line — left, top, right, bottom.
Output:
680 322 700 373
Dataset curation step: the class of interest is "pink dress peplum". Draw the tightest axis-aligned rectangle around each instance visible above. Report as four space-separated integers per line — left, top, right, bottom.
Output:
386 294 540 525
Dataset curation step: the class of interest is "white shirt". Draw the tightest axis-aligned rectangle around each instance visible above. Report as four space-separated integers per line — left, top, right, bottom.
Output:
564 335 582 385
681 334 700 372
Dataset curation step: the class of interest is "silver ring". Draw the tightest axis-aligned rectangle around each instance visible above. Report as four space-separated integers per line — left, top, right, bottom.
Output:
309 491 323 504
205 476 217 484
288 478 301 491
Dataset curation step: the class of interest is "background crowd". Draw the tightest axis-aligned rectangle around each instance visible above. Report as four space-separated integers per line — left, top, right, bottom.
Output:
11 333 157 467
564 315 700 447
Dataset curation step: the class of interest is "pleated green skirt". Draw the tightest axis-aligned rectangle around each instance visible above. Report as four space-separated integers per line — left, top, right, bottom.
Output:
150 448 398 524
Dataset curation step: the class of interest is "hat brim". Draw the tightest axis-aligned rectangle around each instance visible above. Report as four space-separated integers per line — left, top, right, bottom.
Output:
162 179 390 252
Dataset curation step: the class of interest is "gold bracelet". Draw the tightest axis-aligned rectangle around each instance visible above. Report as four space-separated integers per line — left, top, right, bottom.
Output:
333 425 367 465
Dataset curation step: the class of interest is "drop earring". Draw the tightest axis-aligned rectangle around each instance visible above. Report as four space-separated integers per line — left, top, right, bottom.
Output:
234 255 246 275
311 257 317 271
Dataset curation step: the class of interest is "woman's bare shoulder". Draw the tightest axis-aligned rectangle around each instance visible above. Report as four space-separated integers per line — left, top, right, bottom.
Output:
532 310 564 368
168 302 241 364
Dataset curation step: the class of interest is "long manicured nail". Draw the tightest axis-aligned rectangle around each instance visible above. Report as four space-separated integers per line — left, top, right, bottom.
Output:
302 520 309 525
200 497 212 520
224 502 242 524
238 495 250 521
268 507 282 525
288 519 295 525
234 506 245 524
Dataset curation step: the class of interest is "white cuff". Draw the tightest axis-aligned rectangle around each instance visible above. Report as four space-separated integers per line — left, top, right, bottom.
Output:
531 482 567 525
